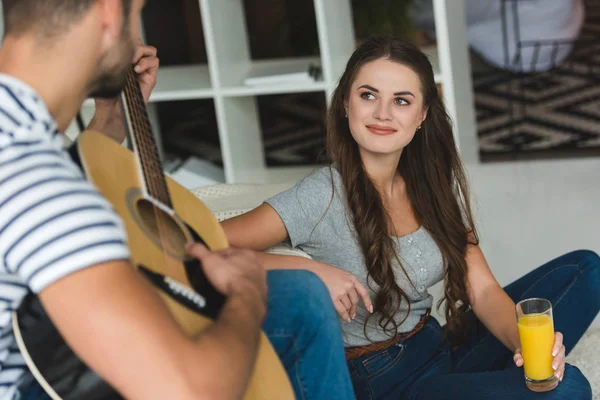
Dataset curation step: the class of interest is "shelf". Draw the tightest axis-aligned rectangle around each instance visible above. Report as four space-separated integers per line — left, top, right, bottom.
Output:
421 46 443 84
219 57 329 96
151 64 213 101
83 64 213 106
217 49 440 96
221 81 329 97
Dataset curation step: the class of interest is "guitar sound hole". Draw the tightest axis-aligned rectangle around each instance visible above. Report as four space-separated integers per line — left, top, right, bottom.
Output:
135 199 189 259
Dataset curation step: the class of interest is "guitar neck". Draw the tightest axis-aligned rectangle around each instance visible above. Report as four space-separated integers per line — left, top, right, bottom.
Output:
119 67 172 208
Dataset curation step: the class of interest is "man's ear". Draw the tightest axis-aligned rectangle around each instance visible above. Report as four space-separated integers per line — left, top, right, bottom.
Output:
95 0 124 52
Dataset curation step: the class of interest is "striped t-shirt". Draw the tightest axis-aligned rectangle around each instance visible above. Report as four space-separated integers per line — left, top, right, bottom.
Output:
0 74 130 398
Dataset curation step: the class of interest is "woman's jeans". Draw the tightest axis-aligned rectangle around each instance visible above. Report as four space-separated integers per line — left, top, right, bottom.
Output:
347 250 600 399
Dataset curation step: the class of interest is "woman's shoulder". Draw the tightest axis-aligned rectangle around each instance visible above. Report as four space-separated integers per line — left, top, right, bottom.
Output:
298 166 338 191
288 166 344 208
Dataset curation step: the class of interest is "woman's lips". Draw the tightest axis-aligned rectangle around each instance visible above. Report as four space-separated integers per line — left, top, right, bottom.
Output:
366 125 397 136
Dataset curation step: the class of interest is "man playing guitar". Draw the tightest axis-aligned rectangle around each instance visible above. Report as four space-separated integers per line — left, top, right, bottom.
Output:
0 0 354 399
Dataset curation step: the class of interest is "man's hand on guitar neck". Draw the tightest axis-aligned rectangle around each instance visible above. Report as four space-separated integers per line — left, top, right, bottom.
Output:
87 42 159 143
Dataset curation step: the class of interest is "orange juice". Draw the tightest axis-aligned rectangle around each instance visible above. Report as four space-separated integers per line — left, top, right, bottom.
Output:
517 314 554 381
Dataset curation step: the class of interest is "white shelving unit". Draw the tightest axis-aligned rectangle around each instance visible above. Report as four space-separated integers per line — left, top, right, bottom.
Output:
61 0 479 184
432 0 479 165
199 0 358 184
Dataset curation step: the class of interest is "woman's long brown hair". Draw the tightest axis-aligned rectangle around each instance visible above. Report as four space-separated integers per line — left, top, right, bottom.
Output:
326 36 478 344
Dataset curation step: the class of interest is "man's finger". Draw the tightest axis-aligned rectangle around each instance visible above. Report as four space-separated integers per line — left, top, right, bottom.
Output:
134 56 159 74
216 248 260 268
185 242 214 259
215 247 235 259
354 281 373 313
132 45 158 64
133 45 158 62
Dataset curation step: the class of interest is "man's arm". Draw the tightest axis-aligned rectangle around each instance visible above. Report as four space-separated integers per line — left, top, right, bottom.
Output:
39 245 266 400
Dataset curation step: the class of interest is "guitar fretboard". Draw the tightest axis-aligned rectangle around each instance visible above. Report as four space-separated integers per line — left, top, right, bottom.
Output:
122 68 173 208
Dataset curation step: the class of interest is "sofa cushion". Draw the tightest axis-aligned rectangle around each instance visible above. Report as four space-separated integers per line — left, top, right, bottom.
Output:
192 183 312 259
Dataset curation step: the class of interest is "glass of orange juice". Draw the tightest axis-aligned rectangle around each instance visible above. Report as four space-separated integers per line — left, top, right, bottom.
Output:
516 298 558 392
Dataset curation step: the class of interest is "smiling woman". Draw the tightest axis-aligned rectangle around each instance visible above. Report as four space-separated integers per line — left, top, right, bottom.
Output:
220 36 599 400
324 37 472 349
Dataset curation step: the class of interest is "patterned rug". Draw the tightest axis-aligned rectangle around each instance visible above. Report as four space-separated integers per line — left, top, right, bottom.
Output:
475 0 600 161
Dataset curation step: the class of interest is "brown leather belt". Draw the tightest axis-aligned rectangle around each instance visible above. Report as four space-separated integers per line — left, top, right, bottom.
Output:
344 308 431 361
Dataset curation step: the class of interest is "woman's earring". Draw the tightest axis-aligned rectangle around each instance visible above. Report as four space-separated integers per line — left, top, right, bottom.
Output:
417 125 422 131
345 111 348 118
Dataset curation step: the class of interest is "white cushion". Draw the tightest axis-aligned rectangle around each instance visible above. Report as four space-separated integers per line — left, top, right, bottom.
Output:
192 183 312 259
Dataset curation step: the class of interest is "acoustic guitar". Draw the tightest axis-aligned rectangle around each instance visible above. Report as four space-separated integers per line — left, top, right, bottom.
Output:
12 67 294 399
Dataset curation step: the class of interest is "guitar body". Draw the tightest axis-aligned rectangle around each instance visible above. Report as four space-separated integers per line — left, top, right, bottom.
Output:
80 130 228 335
77 130 294 399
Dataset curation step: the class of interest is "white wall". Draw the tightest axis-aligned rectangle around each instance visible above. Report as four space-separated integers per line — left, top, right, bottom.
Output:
430 156 600 328
467 157 600 327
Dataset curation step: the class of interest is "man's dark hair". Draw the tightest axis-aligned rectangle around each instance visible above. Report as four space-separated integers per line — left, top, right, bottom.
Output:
2 0 132 37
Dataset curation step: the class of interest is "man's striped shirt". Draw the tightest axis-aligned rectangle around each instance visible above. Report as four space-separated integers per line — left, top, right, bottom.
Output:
0 74 130 398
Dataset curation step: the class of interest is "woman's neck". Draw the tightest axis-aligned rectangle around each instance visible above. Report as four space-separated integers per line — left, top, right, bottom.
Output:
359 148 402 198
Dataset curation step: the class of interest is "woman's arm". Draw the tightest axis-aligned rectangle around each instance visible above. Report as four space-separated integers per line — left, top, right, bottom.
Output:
466 245 566 381
222 203 319 270
221 203 288 251
465 245 521 352
221 203 373 320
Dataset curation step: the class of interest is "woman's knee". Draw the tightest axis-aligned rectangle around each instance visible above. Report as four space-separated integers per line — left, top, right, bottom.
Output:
581 250 600 277
546 250 600 289
563 249 600 273
570 250 600 300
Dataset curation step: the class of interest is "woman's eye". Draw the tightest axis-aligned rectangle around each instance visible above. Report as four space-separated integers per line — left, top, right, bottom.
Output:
395 98 409 106
360 92 375 100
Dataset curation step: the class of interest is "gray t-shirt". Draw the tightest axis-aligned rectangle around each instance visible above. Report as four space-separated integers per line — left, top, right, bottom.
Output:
266 167 445 347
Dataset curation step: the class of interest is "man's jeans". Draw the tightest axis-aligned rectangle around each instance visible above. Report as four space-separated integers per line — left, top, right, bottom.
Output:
264 270 355 399
17 270 355 400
